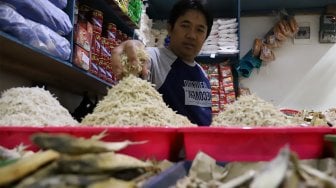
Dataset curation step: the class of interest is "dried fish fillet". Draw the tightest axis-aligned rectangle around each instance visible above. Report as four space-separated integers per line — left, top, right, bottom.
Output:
250 146 290 188
58 152 152 174
88 177 135 188
18 174 109 188
32 133 146 154
15 162 58 188
0 150 59 186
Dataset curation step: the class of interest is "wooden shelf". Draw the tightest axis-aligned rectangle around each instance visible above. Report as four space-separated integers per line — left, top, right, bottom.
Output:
0 31 111 96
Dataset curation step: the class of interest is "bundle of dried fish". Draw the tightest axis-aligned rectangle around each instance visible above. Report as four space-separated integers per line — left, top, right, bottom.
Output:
88 177 136 188
18 174 109 188
0 87 78 126
32 132 146 154
0 133 166 187
58 152 152 174
81 75 195 127
120 46 150 78
0 150 59 186
250 146 290 188
172 147 336 188
212 94 303 127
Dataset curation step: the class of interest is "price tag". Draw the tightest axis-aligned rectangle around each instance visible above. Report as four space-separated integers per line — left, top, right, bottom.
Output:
210 53 216 58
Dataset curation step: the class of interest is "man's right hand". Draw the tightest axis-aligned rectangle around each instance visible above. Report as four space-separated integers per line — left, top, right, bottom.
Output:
110 40 148 80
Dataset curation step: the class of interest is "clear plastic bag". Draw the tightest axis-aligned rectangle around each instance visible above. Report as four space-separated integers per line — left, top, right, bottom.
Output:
0 4 71 60
1 0 72 35
48 0 67 9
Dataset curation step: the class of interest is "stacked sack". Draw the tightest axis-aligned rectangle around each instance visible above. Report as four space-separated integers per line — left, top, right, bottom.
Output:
135 5 169 48
0 0 72 60
200 18 239 55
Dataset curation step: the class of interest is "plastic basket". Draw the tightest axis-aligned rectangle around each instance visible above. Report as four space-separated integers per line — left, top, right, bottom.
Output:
0 126 181 161
180 127 334 162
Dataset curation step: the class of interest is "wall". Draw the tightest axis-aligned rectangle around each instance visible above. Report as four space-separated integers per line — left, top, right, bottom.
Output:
239 14 336 110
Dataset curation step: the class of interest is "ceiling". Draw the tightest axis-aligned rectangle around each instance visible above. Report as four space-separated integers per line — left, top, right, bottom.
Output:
146 0 336 19
241 0 335 15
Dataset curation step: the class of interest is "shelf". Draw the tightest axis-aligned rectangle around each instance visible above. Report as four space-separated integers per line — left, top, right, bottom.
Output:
0 31 111 96
80 0 139 37
196 53 239 64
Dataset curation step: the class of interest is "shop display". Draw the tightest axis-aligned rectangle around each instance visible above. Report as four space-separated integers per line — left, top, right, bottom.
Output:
0 133 170 187
200 62 236 115
72 3 137 83
0 87 78 126
212 94 305 127
145 148 336 188
82 75 195 126
200 18 239 55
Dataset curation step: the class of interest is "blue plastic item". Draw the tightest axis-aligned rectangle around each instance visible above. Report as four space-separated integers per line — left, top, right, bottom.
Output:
143 161 226 188
143 162 191 188
0 0 72 35
48 0 67 9
0 4 71 60
237 50 262 78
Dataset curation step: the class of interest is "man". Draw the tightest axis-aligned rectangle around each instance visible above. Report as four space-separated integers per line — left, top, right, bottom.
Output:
111 0 213 126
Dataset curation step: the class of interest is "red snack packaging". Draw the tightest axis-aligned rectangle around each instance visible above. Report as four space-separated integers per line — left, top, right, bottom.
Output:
73 45 90 71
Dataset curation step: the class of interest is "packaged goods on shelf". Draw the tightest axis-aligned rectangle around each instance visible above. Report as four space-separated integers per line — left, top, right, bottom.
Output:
74 3 133 84
200 18 239 55
200 62 236 114
128 0 143 24
0 87 78 126
0 4 71 60
1 0 72 35
73 45 90 70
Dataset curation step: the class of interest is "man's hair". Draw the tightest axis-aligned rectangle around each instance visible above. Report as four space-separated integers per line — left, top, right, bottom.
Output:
168 0 213 38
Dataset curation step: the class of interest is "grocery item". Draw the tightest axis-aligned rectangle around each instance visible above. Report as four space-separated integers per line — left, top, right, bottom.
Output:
0 87 78 126
120 47 150 78
212 94 302 127
81 75 195 126
32 132 146 154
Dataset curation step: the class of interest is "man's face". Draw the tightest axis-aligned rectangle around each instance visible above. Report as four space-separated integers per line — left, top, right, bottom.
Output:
168 10 208 62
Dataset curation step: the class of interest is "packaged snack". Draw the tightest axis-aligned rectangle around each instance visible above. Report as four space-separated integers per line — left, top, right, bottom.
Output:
73 45 90 71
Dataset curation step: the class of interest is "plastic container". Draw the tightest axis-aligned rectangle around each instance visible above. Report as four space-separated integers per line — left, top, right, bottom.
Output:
143 161 226 188
0 126 181 161
143 161 190 188
280 108 301 116
180 127 334 162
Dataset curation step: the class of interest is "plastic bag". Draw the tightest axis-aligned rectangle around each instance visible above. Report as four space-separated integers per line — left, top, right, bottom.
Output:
48 0 67 9
0 4 71 60
1 0 72 35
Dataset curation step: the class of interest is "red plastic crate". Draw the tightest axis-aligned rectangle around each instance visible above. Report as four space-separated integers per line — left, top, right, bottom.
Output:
0 126 181 161
180 127 334 162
